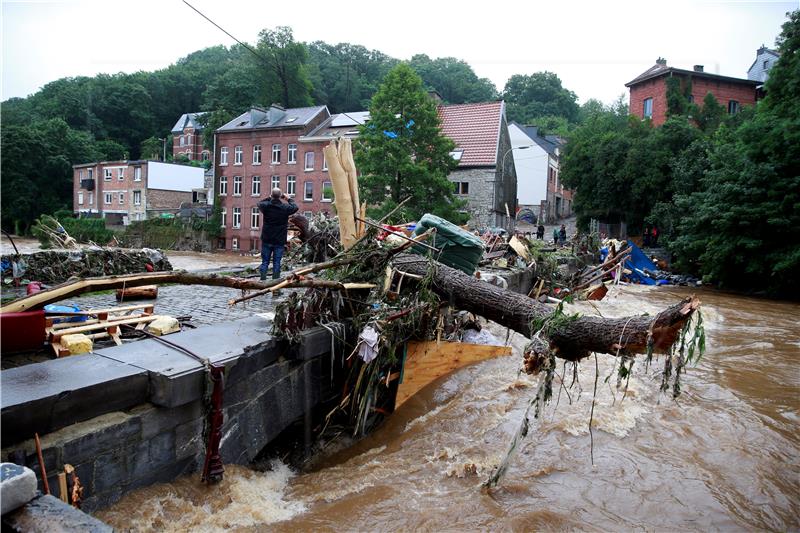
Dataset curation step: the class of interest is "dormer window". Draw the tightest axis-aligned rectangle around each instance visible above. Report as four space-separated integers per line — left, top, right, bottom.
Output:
764 60 769 69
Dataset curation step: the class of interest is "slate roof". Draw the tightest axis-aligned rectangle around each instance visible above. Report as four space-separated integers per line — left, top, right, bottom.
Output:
512 122 565 156
217 105 329 132
299 111 369 141
625 63 759 87
437 101 504 167
171 112 206 134
747 47 780 74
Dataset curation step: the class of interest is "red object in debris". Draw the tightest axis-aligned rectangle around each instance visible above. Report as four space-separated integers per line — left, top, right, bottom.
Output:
145 263 154 272
26 282 43 295
201 364 225 484
0 310 46 352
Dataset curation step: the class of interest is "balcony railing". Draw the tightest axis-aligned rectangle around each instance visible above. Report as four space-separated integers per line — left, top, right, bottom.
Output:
80 179 95 191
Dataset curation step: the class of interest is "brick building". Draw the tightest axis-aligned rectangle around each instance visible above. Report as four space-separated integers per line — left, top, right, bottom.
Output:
172 113 209 161
626 58 759 126
73 160 204 225
213 105 331 251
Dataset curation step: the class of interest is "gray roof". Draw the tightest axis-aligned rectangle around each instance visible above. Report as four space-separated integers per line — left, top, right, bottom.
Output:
625 63 759 87
216 105 329 133
512 122 565 156
299 111 368 141
171 112 206 134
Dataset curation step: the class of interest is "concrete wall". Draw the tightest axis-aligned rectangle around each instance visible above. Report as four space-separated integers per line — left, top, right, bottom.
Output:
1 317 343 511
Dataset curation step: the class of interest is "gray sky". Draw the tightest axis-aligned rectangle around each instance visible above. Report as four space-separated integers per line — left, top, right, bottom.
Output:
2 0 795 106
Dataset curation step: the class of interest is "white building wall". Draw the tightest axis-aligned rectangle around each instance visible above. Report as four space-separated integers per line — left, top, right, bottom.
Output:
508 124 548 207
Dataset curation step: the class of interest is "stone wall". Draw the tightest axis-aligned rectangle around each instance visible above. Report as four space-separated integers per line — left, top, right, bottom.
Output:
449 168 496 230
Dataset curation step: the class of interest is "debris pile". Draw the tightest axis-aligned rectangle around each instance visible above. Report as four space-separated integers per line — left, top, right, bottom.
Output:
1 248 172 285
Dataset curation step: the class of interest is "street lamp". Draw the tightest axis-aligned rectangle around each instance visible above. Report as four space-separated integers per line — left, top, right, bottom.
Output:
158 138 167 161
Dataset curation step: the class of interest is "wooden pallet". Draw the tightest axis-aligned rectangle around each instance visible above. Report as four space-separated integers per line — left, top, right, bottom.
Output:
45 304 156 357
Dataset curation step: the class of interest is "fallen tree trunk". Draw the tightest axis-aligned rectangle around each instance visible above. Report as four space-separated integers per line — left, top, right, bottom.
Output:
392 254 700 363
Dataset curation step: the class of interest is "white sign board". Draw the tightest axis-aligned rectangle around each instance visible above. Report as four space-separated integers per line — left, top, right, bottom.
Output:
146 161 204 192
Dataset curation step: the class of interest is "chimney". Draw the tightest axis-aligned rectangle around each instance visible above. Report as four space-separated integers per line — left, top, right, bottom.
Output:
693 65 704 72
656 57 667 66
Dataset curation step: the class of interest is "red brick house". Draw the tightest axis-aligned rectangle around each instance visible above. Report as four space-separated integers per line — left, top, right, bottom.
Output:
213 105 332 252
626 58 759 126
73 160 204 225
172 113 209 161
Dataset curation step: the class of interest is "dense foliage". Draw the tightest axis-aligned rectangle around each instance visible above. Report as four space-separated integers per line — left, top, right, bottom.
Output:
354 64 463 222
562 10 799 296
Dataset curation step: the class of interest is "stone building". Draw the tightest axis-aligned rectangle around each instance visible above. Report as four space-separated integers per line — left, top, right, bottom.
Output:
213 105 331 252
73 160 204 225
172 112 209 161
626 58 759 126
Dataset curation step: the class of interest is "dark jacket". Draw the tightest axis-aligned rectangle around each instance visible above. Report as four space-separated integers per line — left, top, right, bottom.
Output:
258 197 298 245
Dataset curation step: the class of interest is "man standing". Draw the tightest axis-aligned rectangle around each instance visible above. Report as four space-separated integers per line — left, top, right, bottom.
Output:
536 223 545 240
258 187 298 280
558 224 567 246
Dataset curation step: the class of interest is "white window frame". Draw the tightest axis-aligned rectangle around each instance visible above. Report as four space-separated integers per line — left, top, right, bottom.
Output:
104 192 112 205
271 175 280 191
134 167 141 181
117 168 125 181
304 181 313 201
304 151 315 171
251 207 260 229
233 176 242 197
133 190 141 206
286 175 296 197
251 176 261 196
219 176 228 196
88 169 93 179
187 134 192 145
643 97 653 119
104 169 112 182
78 191 84 205
234 145 243 165
79 169 84 180
180 135 185 147
88 192 94 205
321 181 333 202
288 144 297 164
220 146 228 166
272 144 281 164
232 207 241 229
221 207 227 228
322 153 328 171
232 237 239 251
118 191 125 205
253 145 262 165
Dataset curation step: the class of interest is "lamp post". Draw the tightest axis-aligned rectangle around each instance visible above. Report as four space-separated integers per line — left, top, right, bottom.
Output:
158 138 167 161
499 145 533 230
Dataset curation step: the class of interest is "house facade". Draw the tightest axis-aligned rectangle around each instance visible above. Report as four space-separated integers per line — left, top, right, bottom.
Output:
73 160 204 225
213 105 331 252
508 123 571 224
747 45 780 84
172 113 209 161
437 101 516 231
626 58 759 126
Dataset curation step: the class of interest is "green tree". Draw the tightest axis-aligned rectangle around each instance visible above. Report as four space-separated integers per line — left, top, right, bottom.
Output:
354 64 463 222
408 54 498 104
255 27 314 108
140 136 163 160
694 92 726 134
503 72 579 124
198 109 236 151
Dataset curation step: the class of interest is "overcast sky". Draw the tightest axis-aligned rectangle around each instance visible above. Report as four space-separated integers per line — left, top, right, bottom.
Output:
2 0 794 107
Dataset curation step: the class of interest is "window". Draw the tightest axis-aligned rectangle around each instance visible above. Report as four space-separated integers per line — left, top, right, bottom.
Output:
322 153 328 171
687 94 695 104
219 176 228 195
321 181 333 202
271 175 280 191
133 190 141 205
88 192 94 205
764 60 769 69
217 238 226 250
286 175 296 197
643 97 653 119
117 168 125 181
180 135 185 147
118 192 125 205
250 238 259 251
234 146 243 165
728 100 740 114
251 207 260 229
272 144 281 164
233 176 242 196
134 167 141 181
187 135 192 145
104 192 112 205
202 151 210 161
220 147 228 165
288 144 297 164
104 169 112 181
79 170 84 180
304 151 315 171
221 207 227 227
253 145 262 164
232 237 239 251
453 182 469 195
78 191 84 205
233 207 241 228
252 176 261 196
88 169 93 179
304 181 313 201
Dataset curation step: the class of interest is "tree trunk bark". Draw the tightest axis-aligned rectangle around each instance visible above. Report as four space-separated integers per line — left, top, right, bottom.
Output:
391 254 700 364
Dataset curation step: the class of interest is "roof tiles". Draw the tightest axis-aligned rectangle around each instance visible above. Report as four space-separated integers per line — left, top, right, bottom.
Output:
437 101 504 167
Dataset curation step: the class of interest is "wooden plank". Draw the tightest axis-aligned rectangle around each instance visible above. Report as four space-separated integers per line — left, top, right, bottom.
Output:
395 340 512 408
47 304 156 316
58 473 68 503
49 315 159 339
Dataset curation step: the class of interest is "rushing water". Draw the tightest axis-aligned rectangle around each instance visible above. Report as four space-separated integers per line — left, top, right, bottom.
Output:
98 285 800 532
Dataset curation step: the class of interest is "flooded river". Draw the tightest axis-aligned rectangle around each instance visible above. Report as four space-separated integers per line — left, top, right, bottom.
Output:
98 285 799 531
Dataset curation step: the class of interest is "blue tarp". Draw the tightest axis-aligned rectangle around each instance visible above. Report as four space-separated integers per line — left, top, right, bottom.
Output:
624 239 657 285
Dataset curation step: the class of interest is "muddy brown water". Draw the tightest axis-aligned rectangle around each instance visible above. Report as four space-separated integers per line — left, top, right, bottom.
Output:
97 285 799 532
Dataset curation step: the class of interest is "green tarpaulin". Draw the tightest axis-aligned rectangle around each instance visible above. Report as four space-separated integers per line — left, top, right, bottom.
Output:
411 214 485 274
